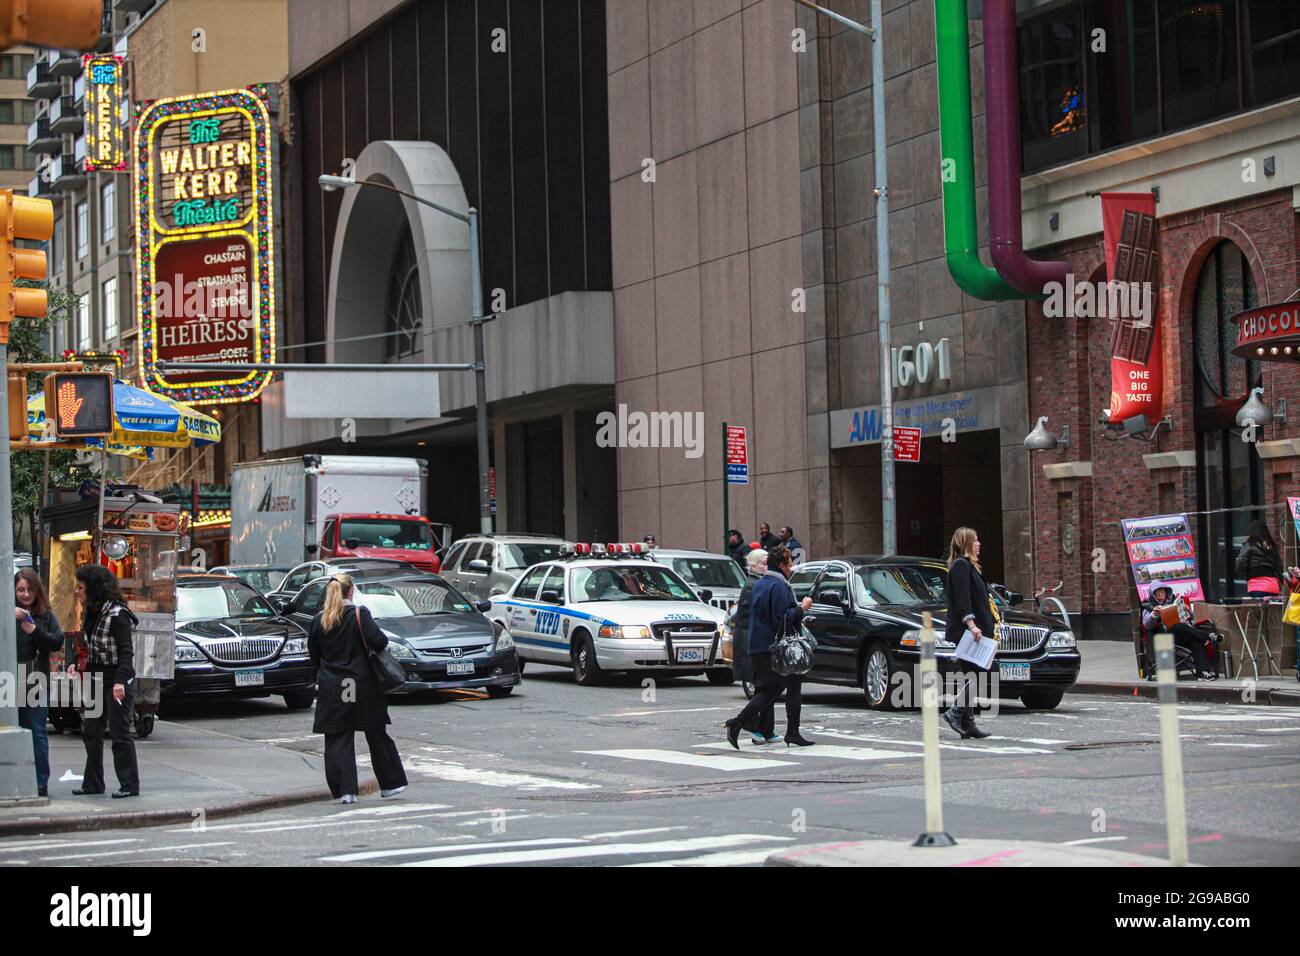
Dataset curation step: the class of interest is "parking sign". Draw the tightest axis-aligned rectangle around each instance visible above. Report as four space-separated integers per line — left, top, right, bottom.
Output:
893 426 921 462
726 425 748 484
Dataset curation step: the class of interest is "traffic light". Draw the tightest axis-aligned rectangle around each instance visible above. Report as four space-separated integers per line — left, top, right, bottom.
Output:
6 367 22 440
0 0 102 52
45 371 112 438
0 190 52 345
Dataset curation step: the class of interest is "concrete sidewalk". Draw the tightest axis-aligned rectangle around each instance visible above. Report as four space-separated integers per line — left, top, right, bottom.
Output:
0 720 375 836
766 838 1183 867
1072 639 1300 706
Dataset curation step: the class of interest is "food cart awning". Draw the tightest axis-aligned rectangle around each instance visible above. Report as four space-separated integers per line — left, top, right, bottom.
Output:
1232 303 1300 362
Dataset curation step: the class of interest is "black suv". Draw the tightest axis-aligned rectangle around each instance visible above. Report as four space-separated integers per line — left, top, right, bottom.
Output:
791 557 1081 710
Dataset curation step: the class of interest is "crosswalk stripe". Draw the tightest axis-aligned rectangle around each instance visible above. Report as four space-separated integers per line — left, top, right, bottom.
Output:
584 827 688 840
813 729 1054 755
577 749 795 771
399 833 794 867
1181 714 1300 722
621 847 784 867
387 750 600 790
0 837 139 853
321 837 585 863
696 742 920 762
40 842 236 862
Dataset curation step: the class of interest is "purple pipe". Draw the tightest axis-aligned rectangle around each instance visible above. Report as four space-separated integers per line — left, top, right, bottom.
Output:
983 0 1068 296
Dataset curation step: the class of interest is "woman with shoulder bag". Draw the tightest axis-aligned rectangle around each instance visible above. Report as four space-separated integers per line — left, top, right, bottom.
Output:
724 546 815 749
71 565 140 798
733 548 780 744
1235 520 1293 598
308 574 408 804
943 527 994 740
15 568 64 796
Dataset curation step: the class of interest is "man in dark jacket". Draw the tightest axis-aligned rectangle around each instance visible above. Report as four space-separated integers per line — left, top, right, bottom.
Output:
727 529 749 567
758 523 780 551
778 527 805 562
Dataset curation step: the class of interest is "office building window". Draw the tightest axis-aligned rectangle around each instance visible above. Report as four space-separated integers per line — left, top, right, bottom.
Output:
77 292 91 351
102 277 118 341
0 54 34 79
0 146 15 169
0 100 36 125
75 200 88 260
100 180 115 244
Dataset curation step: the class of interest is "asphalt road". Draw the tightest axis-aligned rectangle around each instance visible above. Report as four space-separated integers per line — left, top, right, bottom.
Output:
4 666 1299 867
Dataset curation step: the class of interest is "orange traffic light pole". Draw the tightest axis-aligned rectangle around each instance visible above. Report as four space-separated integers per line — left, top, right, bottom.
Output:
0 188 53 799
0 0 102 52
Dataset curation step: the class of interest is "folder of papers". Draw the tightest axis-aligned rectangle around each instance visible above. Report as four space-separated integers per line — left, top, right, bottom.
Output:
955 628 997 670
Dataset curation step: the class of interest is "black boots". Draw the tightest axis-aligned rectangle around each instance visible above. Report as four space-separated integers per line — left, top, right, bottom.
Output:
942 707 991 740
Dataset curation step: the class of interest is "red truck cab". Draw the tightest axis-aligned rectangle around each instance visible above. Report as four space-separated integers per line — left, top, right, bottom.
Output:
318 514 442 573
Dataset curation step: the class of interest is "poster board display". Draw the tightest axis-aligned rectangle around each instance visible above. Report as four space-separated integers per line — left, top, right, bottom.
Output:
1121 513 1205 603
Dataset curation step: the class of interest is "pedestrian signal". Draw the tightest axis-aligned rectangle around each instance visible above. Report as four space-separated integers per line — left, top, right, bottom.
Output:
46 371 112 437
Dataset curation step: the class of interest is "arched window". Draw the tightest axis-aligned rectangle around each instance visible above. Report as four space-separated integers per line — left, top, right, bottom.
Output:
385 227 422 360
1192 241 1263 600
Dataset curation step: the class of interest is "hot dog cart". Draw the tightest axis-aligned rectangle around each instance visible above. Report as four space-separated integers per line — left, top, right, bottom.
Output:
41 489 187 739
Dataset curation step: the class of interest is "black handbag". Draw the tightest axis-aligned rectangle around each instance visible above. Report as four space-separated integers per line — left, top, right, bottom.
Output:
356 606 405 694
771 598 818 678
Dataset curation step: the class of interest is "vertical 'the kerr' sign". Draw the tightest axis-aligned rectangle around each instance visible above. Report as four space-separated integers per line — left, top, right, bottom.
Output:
134 87 277 405
83 55 125 172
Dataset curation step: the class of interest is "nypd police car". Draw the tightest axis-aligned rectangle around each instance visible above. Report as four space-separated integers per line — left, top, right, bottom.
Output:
487 544 731 686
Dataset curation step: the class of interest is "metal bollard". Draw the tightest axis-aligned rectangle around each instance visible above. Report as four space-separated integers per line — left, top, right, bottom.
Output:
1155 632 1189 866
913 611 956 847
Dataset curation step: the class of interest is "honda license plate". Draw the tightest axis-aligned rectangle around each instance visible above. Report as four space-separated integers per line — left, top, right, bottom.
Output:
234 668 264 687
676 647 705 664
446 661 475 676
999 662 1030 681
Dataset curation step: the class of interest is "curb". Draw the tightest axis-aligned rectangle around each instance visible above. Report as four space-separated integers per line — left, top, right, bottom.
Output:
1069 680 1300 707
0 778 379 837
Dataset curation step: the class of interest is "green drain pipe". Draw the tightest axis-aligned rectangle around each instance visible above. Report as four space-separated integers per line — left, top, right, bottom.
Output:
934 0 1027 301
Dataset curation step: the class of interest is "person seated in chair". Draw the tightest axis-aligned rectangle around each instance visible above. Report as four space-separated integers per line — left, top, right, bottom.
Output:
1141 581 1218 681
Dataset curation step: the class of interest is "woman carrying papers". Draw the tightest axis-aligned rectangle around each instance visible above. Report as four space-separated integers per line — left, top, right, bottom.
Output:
943 527 994 740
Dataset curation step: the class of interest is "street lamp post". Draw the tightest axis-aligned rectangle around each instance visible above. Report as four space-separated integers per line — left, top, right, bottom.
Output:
320 174 493 534
792 0 895 555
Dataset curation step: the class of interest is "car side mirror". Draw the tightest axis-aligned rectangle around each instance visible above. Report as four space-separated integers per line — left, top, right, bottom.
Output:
475 600 492 613
272 597 293 614
345 538 361 549
540 589 562 604
698 588 713 603
305 544 318 554
1005 590 1024 607
467 559 490 572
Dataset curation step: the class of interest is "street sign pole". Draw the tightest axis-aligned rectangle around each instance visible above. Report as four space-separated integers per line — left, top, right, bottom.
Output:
722 421 730 554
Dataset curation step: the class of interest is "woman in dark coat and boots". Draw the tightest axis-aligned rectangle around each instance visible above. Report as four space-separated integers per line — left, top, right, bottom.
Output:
15 568 63 796
308 574 408 804
71 565 140 798
943 527 994 740
733 548 779 744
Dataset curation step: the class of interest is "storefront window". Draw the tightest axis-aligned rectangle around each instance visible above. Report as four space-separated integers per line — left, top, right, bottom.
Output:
1021 1 1300 172
1192 241 1263 601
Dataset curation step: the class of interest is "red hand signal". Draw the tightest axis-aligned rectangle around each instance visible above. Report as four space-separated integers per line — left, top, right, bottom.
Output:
56 380 84 429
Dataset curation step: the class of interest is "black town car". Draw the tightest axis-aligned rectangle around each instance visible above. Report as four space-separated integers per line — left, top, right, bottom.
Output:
165 574 317 709
789 557 1081 710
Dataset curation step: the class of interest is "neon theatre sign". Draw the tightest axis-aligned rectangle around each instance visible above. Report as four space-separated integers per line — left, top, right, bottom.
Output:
134 86 277 404
82 54 125 172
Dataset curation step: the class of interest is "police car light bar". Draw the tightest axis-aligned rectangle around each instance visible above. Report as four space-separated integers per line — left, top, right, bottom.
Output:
607 543 624 555
590 543 608 557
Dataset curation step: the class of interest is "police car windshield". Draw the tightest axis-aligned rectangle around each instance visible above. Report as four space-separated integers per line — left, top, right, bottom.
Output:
853 564 948 608
355 581 474 618
571 565 697 602
500 542 567 570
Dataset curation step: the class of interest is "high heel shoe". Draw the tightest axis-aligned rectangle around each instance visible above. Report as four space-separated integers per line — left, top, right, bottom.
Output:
784 732 815 747
725 720 741 750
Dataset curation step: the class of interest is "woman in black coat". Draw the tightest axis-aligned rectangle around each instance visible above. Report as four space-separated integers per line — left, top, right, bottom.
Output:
944 527 995 740
71 565 140 798
15 568 63 796
732 549 779 744
1235 520 1294 598
308 574 408 804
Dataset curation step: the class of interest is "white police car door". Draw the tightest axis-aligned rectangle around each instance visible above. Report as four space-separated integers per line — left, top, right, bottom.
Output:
529 566 569 662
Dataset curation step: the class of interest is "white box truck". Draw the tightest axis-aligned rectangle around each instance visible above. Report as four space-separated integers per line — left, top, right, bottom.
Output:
231 455 443 568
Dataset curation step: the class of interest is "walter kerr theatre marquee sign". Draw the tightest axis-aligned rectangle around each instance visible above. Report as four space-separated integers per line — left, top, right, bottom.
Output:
134 86 277 405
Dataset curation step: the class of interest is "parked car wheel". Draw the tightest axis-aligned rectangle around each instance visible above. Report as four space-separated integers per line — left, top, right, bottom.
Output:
706 668 734 686
572 632 604 686
282 688 316 710
486 685 514 698
1019 689 1064 710
860 641 898 710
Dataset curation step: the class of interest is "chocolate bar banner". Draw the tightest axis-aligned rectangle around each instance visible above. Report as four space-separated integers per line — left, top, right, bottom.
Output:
1290 497 1300 543
1101 192 1164 426
1121 513 1205 604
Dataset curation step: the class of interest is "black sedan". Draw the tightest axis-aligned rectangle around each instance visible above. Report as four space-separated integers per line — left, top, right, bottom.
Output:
281 573 521 698
791 557 1081 710
165 574 316 709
